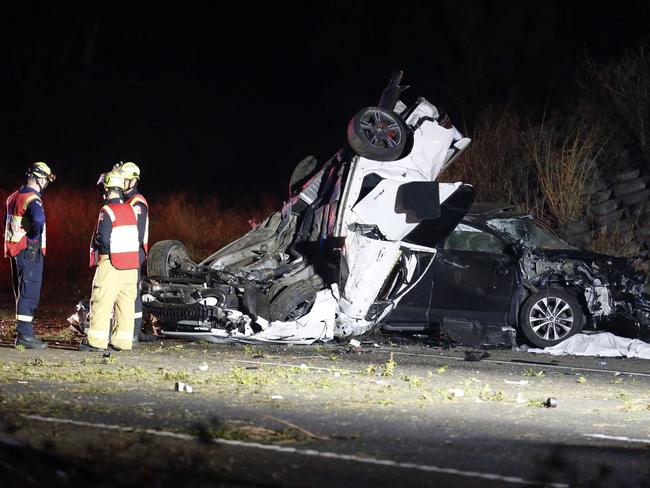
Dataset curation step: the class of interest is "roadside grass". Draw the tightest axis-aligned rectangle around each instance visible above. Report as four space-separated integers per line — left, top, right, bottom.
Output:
522 368 546 378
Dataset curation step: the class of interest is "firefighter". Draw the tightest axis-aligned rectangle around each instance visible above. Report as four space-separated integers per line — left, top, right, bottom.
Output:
113 161 149 345
4 162 56 349
81 172 140 351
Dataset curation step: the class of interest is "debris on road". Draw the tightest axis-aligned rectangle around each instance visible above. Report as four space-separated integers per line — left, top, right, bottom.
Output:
349 339 361 348
196 364 209 371
545 397 558 408
449 388 465 398
464 350 490 361
175 381 193 393
505 380 529 385
270 395 284 400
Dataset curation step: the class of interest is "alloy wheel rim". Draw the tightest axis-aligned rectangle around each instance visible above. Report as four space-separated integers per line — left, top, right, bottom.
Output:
359 110 402 148
528 296 574 341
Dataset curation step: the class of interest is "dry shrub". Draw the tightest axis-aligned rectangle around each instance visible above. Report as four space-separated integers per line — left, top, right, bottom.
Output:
587 227 644 258
586 224 649 276
150 192 280 260
583 45 650 164
439 107 544 214
523 119 602 226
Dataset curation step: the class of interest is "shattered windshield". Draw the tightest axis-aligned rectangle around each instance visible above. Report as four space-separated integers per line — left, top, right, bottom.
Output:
487 217 576 250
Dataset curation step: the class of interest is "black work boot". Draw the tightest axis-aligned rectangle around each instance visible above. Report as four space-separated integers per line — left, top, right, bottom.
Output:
15 335 48 350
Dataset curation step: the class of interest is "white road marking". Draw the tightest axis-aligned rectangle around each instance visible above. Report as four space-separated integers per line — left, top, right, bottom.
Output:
23 414 567 487
584 434 650 444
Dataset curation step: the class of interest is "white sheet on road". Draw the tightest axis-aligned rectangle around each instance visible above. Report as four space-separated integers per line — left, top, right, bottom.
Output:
528 333 650 359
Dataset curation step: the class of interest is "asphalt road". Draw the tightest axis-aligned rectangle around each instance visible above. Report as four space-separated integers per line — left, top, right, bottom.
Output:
0 335 649 487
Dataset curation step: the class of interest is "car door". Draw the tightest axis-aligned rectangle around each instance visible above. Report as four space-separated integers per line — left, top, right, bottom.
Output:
428 223 516 325
382 185 476 330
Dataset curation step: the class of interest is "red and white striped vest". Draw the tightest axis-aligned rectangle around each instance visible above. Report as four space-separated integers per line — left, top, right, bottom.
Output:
90 203 139 270
126 193 149 254
4 190 47 258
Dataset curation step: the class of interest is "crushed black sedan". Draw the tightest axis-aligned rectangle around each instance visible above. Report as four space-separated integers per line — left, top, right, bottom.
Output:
383 205 650 347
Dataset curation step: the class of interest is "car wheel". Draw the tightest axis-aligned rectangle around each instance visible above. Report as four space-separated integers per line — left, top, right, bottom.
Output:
147 240 191 278
347 106 408 161
520 288 584 348
269 280 317 322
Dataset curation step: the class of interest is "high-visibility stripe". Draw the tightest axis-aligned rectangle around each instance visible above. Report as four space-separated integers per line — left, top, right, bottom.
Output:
143 215 149 253
87 329 109 342
113 330 134 342
134 312 143 319
22 194 39 211
16 314 33 322
127 194 149 255
128 195 148 208
5 215 26 242
102 206 116 222
110 225 139 253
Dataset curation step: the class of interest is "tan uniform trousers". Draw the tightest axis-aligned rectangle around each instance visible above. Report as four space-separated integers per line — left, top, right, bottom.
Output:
88 255 138 350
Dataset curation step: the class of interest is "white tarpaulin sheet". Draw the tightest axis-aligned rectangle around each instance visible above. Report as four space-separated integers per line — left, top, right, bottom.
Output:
528 332 650 359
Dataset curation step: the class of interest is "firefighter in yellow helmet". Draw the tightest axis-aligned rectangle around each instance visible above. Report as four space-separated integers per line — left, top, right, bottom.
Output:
113 161 150 346
4 162 56 349
80 171 139 351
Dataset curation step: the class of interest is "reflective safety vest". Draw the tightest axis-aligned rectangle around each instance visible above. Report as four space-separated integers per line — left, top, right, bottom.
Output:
127 193 149 254
90 203 140 270
4 191 47 258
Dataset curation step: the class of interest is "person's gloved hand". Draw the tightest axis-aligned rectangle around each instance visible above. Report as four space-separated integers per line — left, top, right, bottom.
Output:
25 239 40 260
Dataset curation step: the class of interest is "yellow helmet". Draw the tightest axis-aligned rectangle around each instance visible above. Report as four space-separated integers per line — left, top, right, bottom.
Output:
102 171 126 191
27 162 56 182
113 161 141 180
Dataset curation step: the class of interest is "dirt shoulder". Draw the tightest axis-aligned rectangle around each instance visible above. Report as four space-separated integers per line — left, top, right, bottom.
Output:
0 338 649 486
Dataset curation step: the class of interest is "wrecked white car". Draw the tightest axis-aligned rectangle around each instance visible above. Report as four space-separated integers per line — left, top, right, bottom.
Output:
141 71 475 343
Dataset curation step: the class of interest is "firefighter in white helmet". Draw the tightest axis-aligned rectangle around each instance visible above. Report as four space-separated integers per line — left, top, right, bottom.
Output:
80 171 140 351
113 161 149 345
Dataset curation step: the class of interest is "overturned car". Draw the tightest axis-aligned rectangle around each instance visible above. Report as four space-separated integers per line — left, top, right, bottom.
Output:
141 72 475 343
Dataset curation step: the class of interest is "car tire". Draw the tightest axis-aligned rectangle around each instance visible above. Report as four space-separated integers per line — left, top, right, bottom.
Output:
269 280 317 322
347 106 408 161
519 287 584 348
147 240 191 278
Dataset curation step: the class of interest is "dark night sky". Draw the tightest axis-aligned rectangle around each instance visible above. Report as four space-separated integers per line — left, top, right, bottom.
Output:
1 2 649 198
